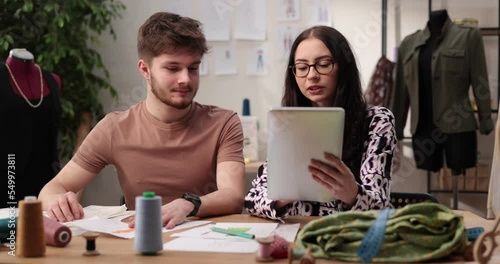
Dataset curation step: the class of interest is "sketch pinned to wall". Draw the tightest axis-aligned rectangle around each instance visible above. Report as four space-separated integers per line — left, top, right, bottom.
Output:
214 44 238 75
234 0 267 40
307 0 332 26
277 0 300 21
277 25 300 60
247 45 269 76
200 0 230 41
199 57 208 76
165 0 194 18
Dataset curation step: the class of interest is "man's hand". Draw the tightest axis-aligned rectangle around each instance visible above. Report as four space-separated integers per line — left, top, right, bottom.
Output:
46 191 84 222
128 198 194 229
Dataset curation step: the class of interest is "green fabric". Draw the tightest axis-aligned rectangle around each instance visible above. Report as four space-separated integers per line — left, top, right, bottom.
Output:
294 203 467 262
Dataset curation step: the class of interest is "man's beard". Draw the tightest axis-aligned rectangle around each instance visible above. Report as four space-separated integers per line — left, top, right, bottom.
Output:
151 74 195 110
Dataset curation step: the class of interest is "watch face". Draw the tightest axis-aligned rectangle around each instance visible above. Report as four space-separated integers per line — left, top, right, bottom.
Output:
184 193 200 202
183 193 201 206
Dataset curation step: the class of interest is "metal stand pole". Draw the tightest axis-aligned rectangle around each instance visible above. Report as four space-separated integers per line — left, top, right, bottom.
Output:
452 175 458 210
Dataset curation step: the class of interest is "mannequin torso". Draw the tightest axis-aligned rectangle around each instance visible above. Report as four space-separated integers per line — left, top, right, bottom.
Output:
428 10 448 34
0 49 63 205
5 49 61 100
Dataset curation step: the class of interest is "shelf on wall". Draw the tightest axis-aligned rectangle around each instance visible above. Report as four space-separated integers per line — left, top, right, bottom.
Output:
480 27 500 36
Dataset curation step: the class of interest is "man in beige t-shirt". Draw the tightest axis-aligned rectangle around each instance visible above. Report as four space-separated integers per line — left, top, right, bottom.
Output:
39 12 245 229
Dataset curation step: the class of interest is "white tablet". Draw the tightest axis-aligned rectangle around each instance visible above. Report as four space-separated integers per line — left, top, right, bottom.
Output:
266 107 345 203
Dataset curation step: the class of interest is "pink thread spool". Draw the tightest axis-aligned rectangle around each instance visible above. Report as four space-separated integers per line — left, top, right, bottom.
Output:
43 217 71 247
256 236 274 262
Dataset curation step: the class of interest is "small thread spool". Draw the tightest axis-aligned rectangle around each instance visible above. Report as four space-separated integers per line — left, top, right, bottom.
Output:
17 196 45 258
44 216 72 247
299 246 315 264
256 236 274 262
288 243 306 264
134 191 163 255
242 98 251 116
82 232 100 256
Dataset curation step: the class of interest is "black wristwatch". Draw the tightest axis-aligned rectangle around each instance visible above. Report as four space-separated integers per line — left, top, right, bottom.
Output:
182 192 201 217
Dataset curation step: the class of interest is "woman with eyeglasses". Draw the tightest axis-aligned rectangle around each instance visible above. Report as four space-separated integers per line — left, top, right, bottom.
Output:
244 26 397 220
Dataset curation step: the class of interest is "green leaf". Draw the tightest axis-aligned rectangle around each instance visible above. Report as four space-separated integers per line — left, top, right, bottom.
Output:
5 35 14 44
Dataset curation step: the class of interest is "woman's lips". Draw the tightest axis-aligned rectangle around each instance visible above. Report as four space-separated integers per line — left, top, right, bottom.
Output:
307 86 324 95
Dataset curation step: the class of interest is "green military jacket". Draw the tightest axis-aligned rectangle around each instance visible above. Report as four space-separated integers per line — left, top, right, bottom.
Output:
391 17 494 139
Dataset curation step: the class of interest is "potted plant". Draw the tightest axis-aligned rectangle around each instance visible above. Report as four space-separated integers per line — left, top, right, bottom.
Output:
0 0 125 161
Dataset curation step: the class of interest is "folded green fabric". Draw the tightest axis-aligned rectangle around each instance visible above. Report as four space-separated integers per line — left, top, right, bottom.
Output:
294 203 467 262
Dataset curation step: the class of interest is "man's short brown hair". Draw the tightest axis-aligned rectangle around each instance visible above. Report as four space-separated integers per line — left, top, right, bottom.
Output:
137 12 209 63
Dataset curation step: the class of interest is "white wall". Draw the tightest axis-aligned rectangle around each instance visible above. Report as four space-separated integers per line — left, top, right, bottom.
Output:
81 0 499 217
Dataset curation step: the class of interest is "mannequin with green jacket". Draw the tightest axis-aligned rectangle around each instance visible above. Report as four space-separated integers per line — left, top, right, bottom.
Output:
391 9 493 172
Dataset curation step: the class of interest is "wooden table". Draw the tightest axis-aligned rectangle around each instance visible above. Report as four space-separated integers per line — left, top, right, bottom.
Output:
2 211 498 263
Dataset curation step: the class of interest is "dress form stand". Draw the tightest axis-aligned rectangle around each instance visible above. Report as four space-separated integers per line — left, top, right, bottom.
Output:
423 10 463 210
451 169 464 210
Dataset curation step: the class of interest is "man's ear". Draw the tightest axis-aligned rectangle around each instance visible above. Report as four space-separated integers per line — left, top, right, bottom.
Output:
137 59 150 80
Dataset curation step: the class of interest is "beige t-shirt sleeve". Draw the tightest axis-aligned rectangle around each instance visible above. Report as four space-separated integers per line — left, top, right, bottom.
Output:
71 114 113 173
217 112 244 164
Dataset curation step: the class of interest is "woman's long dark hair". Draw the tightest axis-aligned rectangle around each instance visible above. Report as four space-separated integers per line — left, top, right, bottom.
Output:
282 26 367 181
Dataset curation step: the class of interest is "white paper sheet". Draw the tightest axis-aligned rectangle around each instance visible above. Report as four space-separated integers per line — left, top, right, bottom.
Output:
247 45 269 76
165 222 278 253
163 220 212 233
71 218 212 239
199 0 230 41
82 205 129 219
271 223 300 242
71 218 135 239
0 207 17 219
277 0 300 21
165 0 194 18
164 237 258 253
214 44 238 75
199 57 208 76
277 25 300 60
234 0 267 40
172 222 278 240
307 0 332 26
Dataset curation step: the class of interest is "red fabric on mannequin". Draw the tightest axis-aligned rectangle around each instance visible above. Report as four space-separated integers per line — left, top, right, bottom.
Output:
5 56 61 99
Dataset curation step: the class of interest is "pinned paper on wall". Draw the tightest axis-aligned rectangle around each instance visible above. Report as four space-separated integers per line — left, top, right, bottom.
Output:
277 25 300 60
234 0 267 40
247 45 269 76
165 0 194 18
199 57 208 76
307 0 332 26
277 0 300 21
199 1 230 41
214 44 238 75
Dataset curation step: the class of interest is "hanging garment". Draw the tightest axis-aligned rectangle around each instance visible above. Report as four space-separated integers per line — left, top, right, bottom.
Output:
364 56 395 108
391 17 493 140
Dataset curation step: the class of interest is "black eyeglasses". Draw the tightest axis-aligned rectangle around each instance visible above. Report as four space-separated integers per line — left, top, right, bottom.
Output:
289 59 335 78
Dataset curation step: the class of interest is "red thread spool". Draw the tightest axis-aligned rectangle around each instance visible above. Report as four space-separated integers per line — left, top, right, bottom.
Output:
256 236 274 262
44 217 72 247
